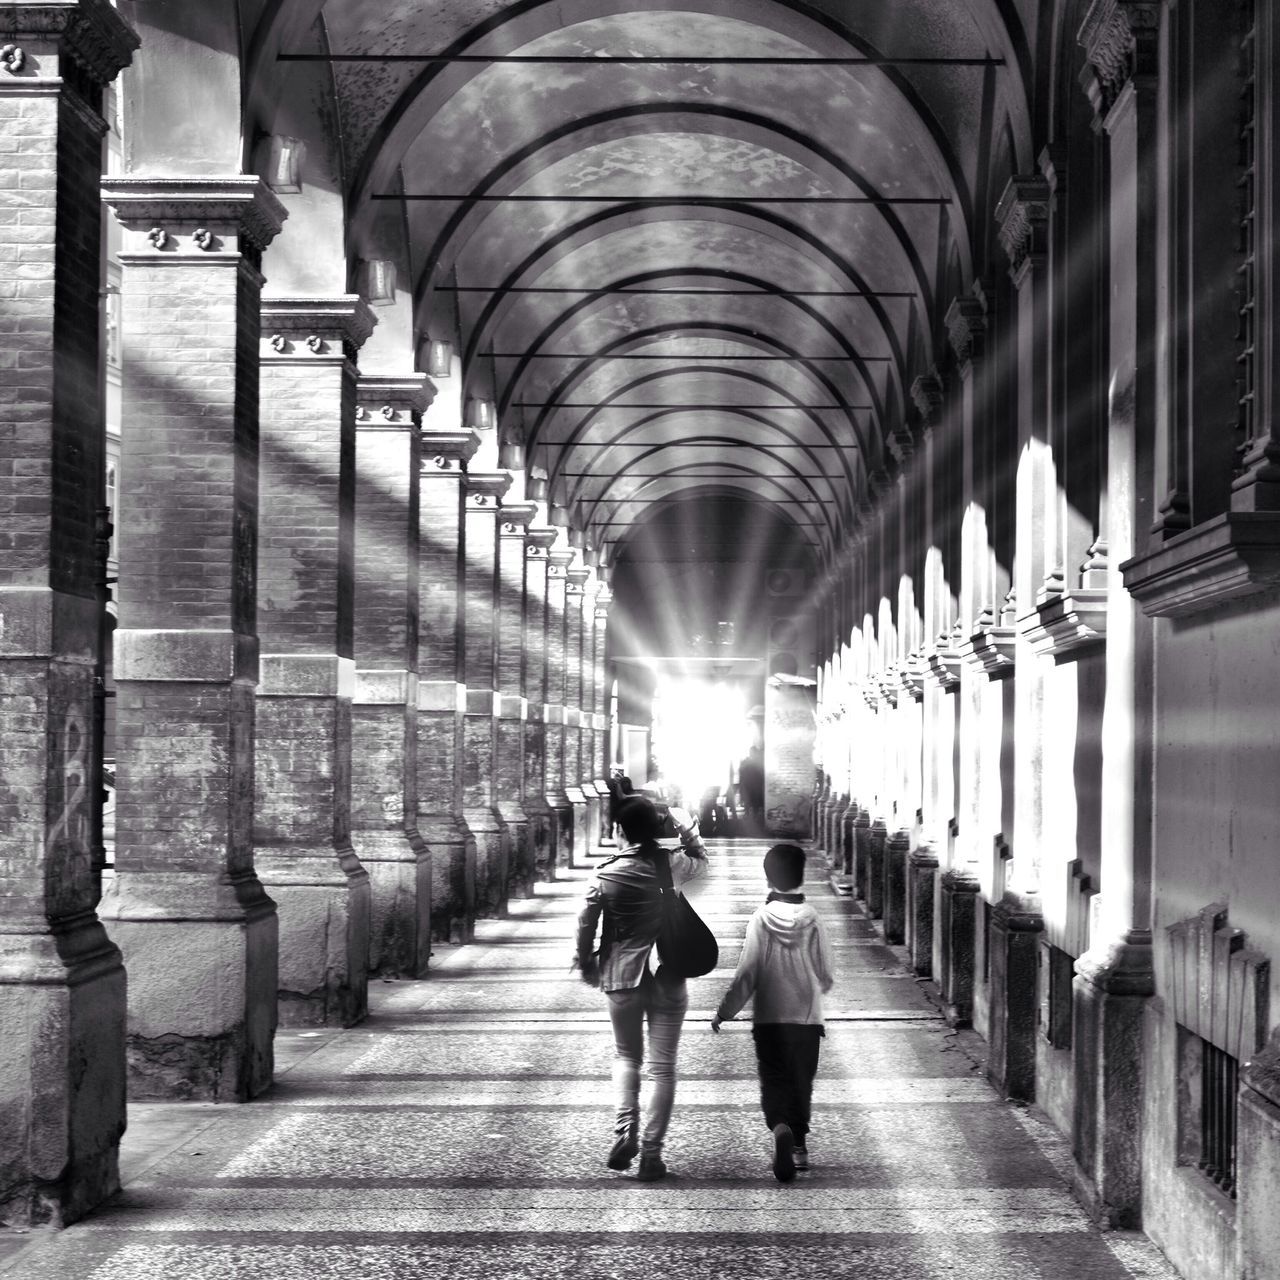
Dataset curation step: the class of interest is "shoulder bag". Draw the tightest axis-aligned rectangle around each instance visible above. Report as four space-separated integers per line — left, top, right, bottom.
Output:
653 849 719 979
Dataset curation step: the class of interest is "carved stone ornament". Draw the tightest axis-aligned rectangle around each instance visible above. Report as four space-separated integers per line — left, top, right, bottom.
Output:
526 544 547 558
433 456 456 471
470 493 492 507
1078 0 1161 118
995 175 1051 277
146 226 168 250
910 372 945 424
946 292 987 367
1 43 25 72
380 404 396 421
0 1 140 84
354 405 367 421
102 177 288 255
193 227 215 251
502 522 519 535
269 333 288 354
306 334 325 354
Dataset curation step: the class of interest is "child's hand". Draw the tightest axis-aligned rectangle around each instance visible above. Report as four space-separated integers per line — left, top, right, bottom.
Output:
710 1014 723 1033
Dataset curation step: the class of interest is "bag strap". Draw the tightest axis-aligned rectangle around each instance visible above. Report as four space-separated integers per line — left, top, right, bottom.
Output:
654 847 676 893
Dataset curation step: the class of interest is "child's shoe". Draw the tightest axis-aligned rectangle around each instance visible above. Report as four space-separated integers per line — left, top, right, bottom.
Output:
793 1145 810 1171
636 1152 667 1182
771 1123 796 1183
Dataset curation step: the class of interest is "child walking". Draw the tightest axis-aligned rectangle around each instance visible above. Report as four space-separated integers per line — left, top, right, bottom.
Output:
711 843 835 1182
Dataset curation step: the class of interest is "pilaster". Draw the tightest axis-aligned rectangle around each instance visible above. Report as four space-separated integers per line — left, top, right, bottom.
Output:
100 175 285 1101
545 547 576 868
564 560 592 866
0 0 137 1225
523 527 557 879
592 583 614 844
351 374 435 977
462 469 513 916
416 428 479 942
496 501 538 895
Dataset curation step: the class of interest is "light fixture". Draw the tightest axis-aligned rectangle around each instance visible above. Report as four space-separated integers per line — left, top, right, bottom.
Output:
498 434 525 469
426 338 453 378
465 397 495 430
256 135 306 194
527 465 548 501
363 259 397 306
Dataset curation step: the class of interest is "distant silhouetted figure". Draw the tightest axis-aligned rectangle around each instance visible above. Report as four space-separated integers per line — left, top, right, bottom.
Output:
738 746 765 833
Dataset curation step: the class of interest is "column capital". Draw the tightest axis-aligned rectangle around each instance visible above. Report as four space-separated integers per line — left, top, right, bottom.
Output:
525 527 557 557
419 427 479 473
995 175 1051 281
910 370 945 425
1077 0 1162 122
355 373 436 426
944 290 988 368
0 0 138 85
594 586 614 618
566 565 591 594
102 175 287 255
500 501 539 534
548 548 575 577
260 295 376 362
464 470 513 507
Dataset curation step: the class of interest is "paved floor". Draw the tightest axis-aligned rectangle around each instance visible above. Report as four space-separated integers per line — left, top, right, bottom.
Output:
3 840 1180 1279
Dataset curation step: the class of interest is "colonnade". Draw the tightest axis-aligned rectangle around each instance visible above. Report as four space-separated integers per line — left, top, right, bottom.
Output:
0 1 615 1224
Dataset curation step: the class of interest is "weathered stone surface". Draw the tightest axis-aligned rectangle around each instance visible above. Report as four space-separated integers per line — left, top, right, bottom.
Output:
987 897 1044 1102
935 867 979 1027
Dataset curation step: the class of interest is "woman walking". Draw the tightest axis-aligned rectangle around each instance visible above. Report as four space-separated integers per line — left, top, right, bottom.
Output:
575 794 709 1180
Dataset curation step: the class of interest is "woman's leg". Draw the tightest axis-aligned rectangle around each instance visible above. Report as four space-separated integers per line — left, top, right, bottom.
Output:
607 987 646 1140
640 973 689 1154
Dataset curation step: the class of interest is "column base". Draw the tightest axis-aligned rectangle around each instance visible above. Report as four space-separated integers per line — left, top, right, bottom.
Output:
854 812 872 901
353 827 432 978
420 813 477 944
566 786 591 869
1071 931 1154 1229
1241 1027 1280 1280
101 871 278 1102
546 793 574 872
987 895 1044 1101
0 918 126 1227
524 795 556 885
866 820 887 918
935 868 979 1027
906 848 939 976
838 805 857 877
464 806 511 918
496 802 534 898
254 847 370 1028
883 831 910 944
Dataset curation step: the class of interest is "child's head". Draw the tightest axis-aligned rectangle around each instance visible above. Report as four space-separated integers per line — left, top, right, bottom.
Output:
763 843 806 892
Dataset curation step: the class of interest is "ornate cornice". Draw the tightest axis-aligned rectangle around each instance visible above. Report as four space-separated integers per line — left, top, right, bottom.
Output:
260 295 376 359
958 607 1017 680
102 176 287 253
945 292 987 368
356 373 436 424
419 427 479 471
0 0 139 85
1078 0 1161 120
995 175 1051 279
464 470 513 504
525 527 557 555
910 371 944 425
499 500 539 533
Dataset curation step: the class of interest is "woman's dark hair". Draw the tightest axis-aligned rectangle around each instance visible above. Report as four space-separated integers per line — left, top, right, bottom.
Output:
615 795 665 844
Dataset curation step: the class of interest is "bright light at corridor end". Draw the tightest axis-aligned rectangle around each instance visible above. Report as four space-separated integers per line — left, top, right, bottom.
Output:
650 677 754 803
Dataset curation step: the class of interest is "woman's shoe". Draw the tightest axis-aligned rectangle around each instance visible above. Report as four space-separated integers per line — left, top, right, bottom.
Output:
607 1128 639 1170
636 1153 667 1181
771 1123 796 1183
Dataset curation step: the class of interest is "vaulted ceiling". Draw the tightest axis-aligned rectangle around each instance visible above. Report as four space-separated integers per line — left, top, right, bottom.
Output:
249 0 1038 566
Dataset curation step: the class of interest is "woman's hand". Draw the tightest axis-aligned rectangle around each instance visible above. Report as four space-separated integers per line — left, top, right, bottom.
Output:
710 1014 723 1033
577 955 601 987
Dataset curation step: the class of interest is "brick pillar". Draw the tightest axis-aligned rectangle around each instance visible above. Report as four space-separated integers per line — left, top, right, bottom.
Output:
253 297 374 1027
351 376 435 977
462 470 513 916
579 568 602 849
417 429 479 942
0 0 136 1226
564 561 591 866
592 584 614 844
523 528 557 879
100 176 285 1101
545 547 575 869
496 501 538 896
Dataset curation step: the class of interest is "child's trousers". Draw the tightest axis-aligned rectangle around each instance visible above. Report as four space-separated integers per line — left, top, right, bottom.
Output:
752 1023 823 1140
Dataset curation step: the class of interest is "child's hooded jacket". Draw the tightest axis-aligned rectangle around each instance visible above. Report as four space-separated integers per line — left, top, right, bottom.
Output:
716 895 835 1025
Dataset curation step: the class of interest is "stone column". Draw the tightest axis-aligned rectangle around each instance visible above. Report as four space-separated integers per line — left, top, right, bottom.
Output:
591 582 614 845
351 376 434 977
496 501 538 896
1070 0 1160 1226
101 176 285 1101
936 289 989 1026
462 470 513 916
523 527 557 878
985 175 1054 1102
564 559 591 865
416 429 479 942
251 298 373 1028
0 0 136 1224
545 547 575 868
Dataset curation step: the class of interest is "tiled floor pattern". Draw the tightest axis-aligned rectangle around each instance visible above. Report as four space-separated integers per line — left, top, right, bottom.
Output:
2 841 1179 1279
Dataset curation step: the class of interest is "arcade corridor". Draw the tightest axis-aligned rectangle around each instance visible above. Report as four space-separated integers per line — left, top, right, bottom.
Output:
1 842 1178 1280
5 2 1280 1278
